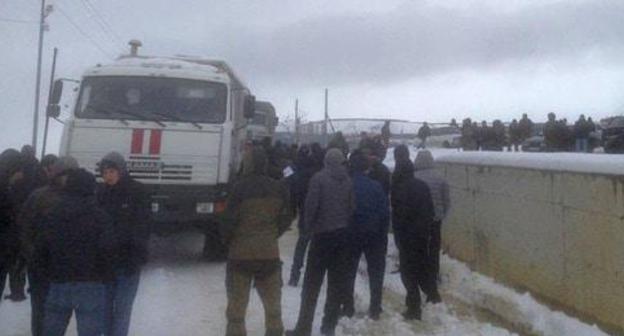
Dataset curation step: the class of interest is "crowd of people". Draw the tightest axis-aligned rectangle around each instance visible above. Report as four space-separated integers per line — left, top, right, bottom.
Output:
1 134 448 336
0 146 148 336
227 134 449 336
451 113 597 152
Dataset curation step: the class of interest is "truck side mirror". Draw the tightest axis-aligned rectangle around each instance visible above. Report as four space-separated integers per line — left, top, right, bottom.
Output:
244 95 256 119
49 79 64 105
46 104 61 118
273 117 279 127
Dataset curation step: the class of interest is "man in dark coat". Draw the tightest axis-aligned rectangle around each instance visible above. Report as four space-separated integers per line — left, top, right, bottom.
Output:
96 151 149 336
5 145 46 301
574 115 592 152
391 146 441 320
220 147 293 336
508 119 521 152
544 112 559 151
417 122 432 149
287 149 354 336
18 156 78 336
361 138 391 195
518 113 534 144
288 145 322 287
342 150 390 320
0 149 23 303
34 168 117 336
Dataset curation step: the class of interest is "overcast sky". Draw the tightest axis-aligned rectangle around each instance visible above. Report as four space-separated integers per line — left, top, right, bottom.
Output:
2 0 624 152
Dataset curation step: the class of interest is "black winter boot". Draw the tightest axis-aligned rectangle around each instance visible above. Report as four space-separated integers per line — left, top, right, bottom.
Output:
402 308 422 321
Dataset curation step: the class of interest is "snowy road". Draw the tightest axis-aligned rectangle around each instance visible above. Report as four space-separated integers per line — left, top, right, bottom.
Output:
0 229 608 336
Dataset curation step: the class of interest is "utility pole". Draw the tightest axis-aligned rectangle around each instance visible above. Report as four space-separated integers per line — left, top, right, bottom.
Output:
323 88 328 145
41 47 58 157
31 0 50 154
294 99 300 145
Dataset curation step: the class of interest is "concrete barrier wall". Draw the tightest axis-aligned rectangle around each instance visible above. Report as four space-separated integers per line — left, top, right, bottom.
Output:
437 157 624 333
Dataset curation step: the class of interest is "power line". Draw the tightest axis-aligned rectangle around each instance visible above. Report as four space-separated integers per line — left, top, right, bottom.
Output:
81 0 124 45
56 5 115 59
0 17 38 24
63 0 124 55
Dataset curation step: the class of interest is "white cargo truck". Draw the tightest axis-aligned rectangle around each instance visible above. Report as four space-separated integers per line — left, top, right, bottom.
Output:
246 100 277 142
54 43 256 258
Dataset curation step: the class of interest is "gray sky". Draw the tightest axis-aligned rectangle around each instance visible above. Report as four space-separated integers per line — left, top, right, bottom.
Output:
2 0 624 151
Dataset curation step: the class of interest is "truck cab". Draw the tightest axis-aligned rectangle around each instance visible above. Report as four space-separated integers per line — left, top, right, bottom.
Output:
246 100 277 142
58 51 255 257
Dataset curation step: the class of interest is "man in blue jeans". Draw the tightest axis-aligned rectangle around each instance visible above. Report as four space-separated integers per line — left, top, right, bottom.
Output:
97 152 149 336
34 168 117 336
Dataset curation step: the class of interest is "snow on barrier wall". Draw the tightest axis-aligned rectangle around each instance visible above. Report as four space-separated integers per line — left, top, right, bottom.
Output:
436 152 624 334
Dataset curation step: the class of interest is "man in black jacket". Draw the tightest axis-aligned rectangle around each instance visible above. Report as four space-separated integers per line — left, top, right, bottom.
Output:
391 146 441 320
0 149 23 303
18 156 78 336
6 146 46 302
97 151 149 336
35 168 117 336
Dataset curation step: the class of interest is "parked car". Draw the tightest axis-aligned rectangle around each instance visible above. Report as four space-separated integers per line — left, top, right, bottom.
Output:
521 135 546 152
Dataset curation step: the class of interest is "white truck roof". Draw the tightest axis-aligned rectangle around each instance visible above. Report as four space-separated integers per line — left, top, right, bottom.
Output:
83 55 250 91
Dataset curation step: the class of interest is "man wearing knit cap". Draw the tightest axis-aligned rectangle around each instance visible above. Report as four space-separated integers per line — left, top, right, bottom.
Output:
96 151 149 336
414 150 451 281
18 156 78 336
287 148 354 336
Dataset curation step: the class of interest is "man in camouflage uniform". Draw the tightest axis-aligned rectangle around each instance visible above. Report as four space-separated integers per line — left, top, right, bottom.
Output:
221 147 293 336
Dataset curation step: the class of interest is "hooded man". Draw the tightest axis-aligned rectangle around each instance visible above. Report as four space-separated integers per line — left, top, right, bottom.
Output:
96 151 149 336
414 150 451 280
35 168 117 336
18 156 79 336
287 148 355 336
391 145 440 320
220 147 293 336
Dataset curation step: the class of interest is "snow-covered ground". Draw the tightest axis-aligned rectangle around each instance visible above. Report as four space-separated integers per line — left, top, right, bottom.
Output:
0 229 610 336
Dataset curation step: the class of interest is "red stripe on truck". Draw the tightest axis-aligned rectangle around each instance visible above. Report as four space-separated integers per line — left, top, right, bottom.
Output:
131 129 144 154
149 129 162 155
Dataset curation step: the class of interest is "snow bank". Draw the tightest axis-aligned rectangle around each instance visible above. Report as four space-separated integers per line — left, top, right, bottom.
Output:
436 151 624 176
440 255 610 336
379 238 610 336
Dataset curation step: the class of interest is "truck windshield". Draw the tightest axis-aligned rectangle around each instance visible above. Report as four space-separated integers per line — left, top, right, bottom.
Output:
75 76 228 123
251 112 267 126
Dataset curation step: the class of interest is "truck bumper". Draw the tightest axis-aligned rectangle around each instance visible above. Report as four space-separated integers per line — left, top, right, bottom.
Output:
145 183 228 233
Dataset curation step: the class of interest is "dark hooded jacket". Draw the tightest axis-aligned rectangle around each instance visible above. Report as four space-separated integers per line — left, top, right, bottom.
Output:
220 148 293 260
303 148 355 235
0 149 23 260
96 152 149 273
18 156 79 263
292 146 321 213
34 169 117 283
391 158 434 236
